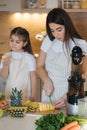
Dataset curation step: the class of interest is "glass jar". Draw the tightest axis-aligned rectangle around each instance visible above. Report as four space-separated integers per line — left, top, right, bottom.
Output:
27 0 38 8
72 1 80 9
64 0 71 9
38 0 46 8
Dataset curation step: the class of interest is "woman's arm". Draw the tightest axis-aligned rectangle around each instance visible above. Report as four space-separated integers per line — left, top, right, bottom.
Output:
36 50 54 96
30 71 38 101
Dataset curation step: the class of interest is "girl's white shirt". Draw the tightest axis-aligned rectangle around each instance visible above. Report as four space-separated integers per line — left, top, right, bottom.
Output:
41 36 87 55
0 51 36 71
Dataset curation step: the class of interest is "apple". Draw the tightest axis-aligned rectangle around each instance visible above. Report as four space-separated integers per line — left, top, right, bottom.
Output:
0 100 8 110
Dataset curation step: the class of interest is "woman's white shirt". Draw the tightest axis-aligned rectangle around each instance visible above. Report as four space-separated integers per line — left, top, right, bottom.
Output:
41 36 87 55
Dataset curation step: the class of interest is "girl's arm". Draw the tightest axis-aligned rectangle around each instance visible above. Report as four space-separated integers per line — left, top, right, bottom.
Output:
30 71 37 101
36 50 54 96
1 56 10 80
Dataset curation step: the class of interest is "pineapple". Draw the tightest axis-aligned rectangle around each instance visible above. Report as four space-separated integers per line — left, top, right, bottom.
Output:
10 87 22 106
38 103 55 112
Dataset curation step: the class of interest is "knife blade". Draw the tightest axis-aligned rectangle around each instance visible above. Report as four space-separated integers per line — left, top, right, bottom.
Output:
48 95 52 104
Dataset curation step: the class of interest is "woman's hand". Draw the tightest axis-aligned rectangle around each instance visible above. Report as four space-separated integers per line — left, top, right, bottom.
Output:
53 94 67 109
43 78 54 96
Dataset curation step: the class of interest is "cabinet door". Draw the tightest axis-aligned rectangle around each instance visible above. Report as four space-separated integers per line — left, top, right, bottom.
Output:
0 0 25 12
0 0 10 11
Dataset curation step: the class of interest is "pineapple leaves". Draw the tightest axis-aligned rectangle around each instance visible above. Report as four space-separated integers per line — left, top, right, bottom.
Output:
10 87 23 106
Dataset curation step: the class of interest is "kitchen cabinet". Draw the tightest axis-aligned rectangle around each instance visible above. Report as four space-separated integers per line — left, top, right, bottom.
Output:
0 0 25 12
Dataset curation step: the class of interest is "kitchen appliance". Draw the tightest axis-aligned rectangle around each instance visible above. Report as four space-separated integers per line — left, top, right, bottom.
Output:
67 46 85 115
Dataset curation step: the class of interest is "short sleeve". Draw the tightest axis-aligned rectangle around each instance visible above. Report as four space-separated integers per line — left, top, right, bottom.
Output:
76 39 87 55
25 53 36 71
40 35 52 52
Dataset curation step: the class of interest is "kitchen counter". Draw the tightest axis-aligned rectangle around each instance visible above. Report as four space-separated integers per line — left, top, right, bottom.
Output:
0 114 42 130
0 108 66 130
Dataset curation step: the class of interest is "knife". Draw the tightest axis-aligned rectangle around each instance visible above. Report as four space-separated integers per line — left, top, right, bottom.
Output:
48 95 52 104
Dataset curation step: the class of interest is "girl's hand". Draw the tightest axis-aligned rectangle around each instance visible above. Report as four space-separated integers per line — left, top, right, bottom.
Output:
2 56 10 67
43 78 54 96
53 94 67 109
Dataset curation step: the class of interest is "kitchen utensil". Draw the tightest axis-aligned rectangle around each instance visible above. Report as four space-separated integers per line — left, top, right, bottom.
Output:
48 95 52 104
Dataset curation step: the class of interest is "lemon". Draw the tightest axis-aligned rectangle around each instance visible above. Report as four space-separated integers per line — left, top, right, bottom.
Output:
0 108 4 117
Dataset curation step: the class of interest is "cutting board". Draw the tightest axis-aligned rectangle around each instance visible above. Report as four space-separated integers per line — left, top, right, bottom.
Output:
27 109 59 115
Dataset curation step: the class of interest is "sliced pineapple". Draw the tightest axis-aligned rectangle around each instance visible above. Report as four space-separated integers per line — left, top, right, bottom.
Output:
38 103 55 112
2 54 7 59
30 102 39 109
22 100 31 106
22 100 39 112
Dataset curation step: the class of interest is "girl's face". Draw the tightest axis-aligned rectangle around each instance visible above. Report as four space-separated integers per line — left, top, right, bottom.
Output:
10 35 26 52
49 23 65 42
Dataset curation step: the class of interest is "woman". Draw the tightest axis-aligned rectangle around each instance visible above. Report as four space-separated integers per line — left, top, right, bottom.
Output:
36 8 87 108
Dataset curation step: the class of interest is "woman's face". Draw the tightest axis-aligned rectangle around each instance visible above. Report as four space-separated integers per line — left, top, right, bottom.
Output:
10 35 26 52
49 23 65 42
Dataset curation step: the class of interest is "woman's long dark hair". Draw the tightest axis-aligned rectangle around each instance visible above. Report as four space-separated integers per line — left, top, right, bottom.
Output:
46 8 83 42
10 27 33 54
46 8 84 61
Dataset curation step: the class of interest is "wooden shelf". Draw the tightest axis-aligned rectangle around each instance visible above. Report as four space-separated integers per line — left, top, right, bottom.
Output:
22 0 87 13
23 8 51 13
22 8 87 13
65 9 87 12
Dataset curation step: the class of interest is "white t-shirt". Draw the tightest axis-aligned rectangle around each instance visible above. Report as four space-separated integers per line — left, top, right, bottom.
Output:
0 51 36 71
41 36 87 56
40 36 87 103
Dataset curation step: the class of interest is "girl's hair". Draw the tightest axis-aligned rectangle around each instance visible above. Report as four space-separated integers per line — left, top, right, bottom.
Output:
46 8 83 42
10 27 33 54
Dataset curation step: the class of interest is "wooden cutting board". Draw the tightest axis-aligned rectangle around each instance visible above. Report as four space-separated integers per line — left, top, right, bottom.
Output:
27 109 58 115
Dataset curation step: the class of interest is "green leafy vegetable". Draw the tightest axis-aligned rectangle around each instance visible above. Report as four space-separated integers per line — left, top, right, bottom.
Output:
35 112 66 130
65 115 87 125
35 112 87 130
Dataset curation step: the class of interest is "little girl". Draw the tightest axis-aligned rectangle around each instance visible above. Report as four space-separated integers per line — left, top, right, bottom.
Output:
0 27 37 101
